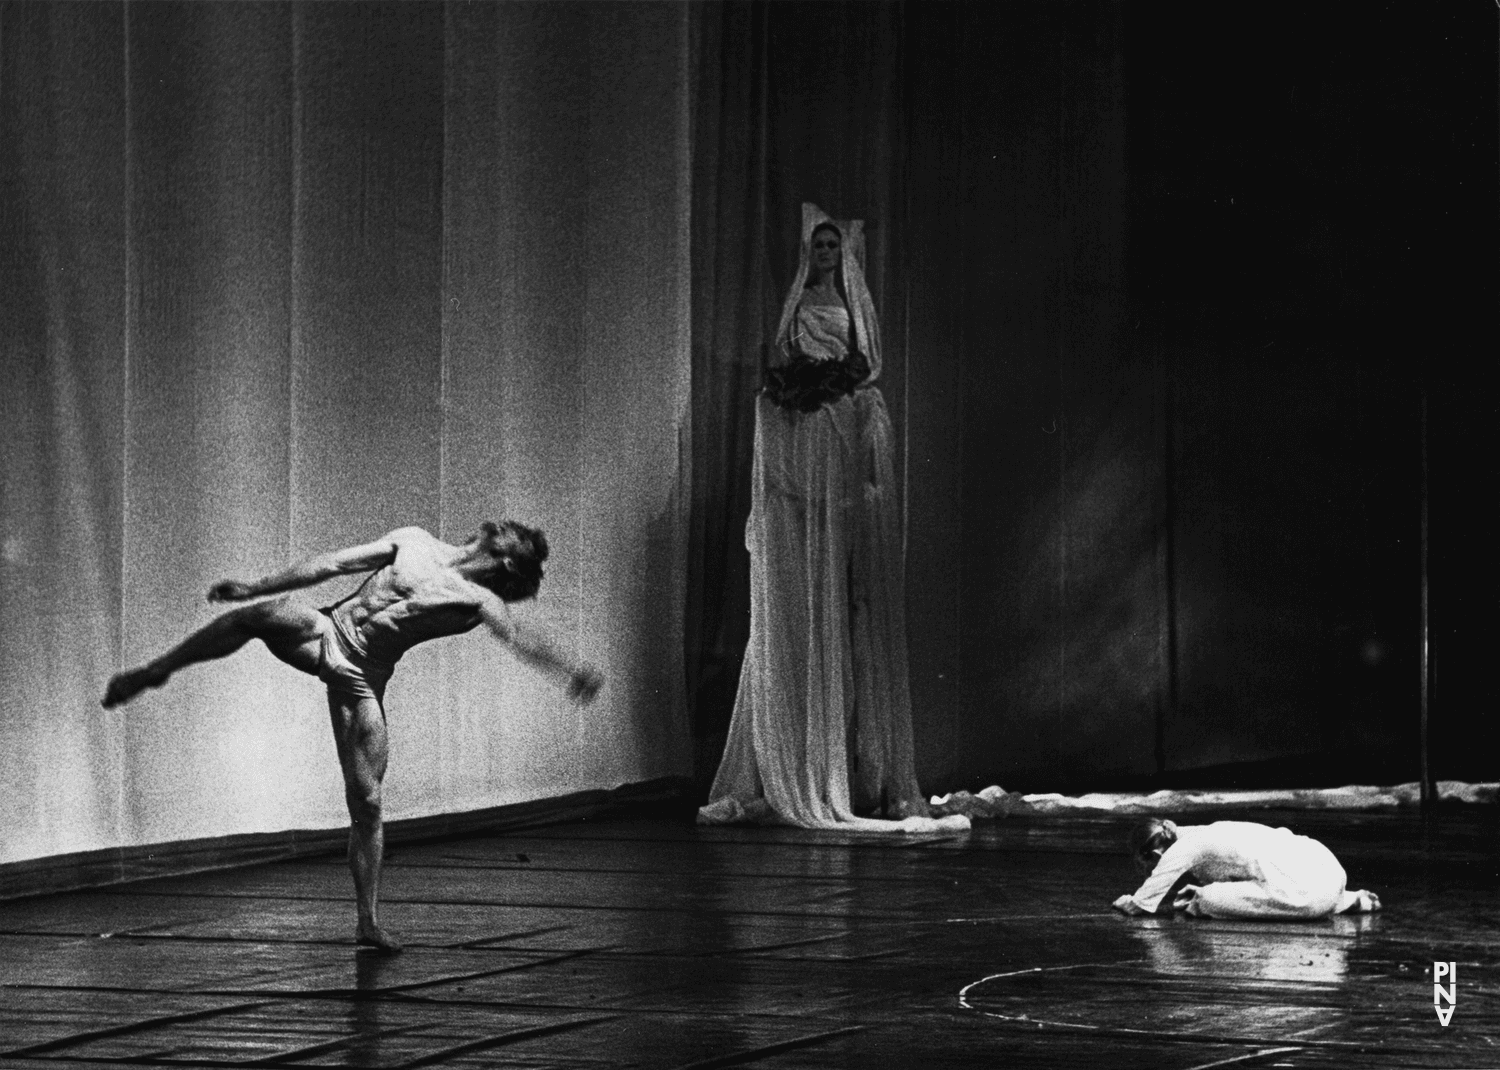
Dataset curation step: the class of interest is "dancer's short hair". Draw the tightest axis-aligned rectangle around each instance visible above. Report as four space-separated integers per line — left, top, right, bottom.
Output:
1128 818 1177 873
476 520 549 602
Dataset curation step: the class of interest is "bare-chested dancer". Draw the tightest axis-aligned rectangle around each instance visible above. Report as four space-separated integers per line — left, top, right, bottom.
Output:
102 521 602 953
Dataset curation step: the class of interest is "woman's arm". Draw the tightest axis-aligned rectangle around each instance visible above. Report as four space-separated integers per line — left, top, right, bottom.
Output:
207 534 400 603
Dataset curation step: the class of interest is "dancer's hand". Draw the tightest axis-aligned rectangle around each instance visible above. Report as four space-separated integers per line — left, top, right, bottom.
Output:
207 579 255 603
1171 885 1203 913
567 665 604 705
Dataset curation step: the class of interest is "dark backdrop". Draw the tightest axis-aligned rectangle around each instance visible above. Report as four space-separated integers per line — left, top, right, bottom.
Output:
1126 2 1497 788
687 1 1497 796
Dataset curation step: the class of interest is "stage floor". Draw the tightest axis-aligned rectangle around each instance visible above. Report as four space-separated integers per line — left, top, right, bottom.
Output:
1 806 1496 1068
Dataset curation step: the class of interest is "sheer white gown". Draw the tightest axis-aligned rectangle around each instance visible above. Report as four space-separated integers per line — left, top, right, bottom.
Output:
698 205 969 834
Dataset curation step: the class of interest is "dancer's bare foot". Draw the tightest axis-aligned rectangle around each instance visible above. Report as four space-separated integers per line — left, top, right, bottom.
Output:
355 920 403 953
1353 889 1381 913
101 665 169 709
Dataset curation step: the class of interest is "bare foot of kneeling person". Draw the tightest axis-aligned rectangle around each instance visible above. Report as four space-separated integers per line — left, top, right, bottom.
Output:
1351 889 1381 913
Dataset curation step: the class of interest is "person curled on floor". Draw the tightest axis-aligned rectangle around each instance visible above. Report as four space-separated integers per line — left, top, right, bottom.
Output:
1112 819 1382 919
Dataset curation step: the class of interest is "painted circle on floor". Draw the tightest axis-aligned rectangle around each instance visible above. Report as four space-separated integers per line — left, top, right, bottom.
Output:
958 944 1354 1045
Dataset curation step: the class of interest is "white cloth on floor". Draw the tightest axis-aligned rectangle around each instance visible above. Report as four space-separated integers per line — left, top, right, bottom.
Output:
1018 781 1499 814
1122 821 1373 919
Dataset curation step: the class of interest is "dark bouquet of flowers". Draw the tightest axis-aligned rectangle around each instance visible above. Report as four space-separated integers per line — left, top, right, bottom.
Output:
761 348 872 413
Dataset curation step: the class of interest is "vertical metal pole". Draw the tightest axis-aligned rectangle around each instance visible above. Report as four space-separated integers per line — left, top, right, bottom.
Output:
1419 392 1432 808
1158 346 1176 781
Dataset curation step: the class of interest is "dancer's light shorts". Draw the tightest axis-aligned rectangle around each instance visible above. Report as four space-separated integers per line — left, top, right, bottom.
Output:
317 609 394 701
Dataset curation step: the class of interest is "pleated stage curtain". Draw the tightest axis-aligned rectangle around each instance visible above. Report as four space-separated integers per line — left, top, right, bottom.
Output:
684 0 1423 797
685 1 1161 793
0 1 692 866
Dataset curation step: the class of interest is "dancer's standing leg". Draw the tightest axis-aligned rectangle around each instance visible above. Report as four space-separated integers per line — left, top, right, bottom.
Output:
327 690 399 952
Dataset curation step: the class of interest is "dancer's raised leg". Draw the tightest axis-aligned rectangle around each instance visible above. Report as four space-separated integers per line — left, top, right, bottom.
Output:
328 690 400 952
102 597 323 707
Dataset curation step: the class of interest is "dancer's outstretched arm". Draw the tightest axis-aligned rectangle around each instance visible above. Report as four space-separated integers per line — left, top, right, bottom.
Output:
207 534 401 603
476 590 603 704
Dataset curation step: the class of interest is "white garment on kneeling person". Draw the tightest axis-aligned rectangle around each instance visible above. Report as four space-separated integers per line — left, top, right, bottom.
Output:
1123 821 1371 919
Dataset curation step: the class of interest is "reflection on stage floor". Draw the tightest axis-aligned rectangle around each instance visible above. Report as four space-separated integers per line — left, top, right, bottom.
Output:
1 805 1495 1068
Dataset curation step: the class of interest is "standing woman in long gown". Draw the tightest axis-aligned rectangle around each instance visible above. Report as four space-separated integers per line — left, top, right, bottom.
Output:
698 204 967 834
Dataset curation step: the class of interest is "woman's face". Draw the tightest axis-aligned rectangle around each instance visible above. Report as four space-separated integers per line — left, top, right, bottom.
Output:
811 229 842 276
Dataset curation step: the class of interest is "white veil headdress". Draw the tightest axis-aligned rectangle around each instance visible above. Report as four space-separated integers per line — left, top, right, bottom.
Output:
772 203 882 382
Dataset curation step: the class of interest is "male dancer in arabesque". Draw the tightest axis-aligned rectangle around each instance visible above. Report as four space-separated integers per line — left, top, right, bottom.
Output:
103 521 602 952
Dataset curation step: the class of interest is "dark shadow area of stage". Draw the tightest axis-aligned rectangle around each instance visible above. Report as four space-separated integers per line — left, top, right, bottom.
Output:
686 0 1499 800
2 808 1495 1069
